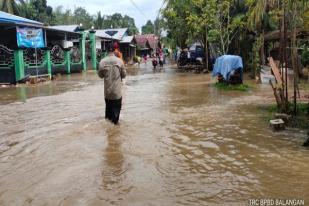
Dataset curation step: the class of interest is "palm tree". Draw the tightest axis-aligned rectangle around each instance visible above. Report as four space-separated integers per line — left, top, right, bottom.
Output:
0 0 25 15
247 0 279 65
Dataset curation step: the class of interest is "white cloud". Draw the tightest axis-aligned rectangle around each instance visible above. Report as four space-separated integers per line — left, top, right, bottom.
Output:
47 0 164 29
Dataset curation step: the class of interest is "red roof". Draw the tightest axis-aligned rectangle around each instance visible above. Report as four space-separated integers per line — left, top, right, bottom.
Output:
135 34 159 49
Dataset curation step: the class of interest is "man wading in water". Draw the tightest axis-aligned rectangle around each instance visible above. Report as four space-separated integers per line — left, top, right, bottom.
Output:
98 42 126 124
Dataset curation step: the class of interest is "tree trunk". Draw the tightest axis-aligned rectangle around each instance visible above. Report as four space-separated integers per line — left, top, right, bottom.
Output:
291 2 298 114
205 25 209 71
261 29 265 65
279 0 288 113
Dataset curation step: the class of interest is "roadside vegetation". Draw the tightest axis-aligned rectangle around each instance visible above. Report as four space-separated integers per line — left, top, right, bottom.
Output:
214 82 250 91
258 103 309 129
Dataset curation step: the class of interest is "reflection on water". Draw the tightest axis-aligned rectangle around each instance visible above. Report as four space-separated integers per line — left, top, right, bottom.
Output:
0 64 308 206
0 72 98 105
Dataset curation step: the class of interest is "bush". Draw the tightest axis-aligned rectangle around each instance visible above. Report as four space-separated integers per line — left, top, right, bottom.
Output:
214 82 250 91
301 47 309 66
133 56 140 63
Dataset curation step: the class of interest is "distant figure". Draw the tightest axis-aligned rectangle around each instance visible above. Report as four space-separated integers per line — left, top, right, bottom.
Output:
187 49 191 60
163 46 169 64
113 42 123 62
98 42 126 125
143 55 148 64
152 58 158 69
176 47 181 61
159 52 164 67
137 56 141 67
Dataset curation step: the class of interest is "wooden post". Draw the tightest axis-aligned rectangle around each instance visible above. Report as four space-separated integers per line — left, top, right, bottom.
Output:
269 80 282 109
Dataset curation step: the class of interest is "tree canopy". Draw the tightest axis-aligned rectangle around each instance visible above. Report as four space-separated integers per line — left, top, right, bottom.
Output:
141 20 154 34
95 13 139 35
0 0 139 34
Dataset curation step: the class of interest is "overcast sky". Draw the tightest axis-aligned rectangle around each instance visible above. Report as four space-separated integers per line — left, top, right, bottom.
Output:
47 0 164 30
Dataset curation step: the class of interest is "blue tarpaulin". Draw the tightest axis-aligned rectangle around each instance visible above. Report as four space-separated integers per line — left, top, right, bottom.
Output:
0 11 43 27
212 55 243 81
16 27 45 48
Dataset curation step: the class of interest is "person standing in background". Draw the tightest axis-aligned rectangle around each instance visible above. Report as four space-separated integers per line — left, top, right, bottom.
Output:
113 42 124 63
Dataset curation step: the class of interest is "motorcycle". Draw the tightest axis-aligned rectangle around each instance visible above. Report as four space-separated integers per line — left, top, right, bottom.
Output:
177 50 204 71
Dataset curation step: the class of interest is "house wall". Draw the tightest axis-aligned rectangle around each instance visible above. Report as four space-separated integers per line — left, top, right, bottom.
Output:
120 44 136 63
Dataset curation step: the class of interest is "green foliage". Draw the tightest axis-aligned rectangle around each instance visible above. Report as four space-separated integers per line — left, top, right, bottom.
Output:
141 20 154 34
94 11 103 29
98 13 139 35
258 103 309 129
133 56 140 63
214 82 250 91
0 0 21 15
154 18 165 37
162 0 247 55
53 6 74 25
73 7 93 29
301 47 309 66
18 1 36 19
122 15 139 35
23 0 55 25
161 0 190 48
0 1 139 32
251 35 262 76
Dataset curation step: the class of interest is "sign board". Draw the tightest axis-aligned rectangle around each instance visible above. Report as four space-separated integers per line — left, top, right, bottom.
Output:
16 27 45 48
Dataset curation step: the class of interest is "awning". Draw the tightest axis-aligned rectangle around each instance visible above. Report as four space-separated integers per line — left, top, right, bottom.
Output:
0 11 43 27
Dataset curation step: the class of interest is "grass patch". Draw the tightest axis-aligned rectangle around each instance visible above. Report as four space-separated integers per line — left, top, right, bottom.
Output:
257 104 279 113
214 82 250 91
257 103 309 130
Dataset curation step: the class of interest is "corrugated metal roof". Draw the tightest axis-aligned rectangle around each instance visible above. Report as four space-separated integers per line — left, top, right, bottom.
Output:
135 35 148 47
48 25 80 33
148 38 158 49
135 34 159 49
120 36 134 44
96 28 128 40
93 30 113 39
0 11 43 27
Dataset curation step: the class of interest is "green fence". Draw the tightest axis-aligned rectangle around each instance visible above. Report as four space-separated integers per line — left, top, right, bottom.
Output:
0 31 97 84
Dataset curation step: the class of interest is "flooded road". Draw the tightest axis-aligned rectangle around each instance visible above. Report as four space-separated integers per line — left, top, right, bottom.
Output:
0 63 309 206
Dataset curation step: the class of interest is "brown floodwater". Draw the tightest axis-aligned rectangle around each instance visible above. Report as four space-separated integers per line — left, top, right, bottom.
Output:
0 62 308 206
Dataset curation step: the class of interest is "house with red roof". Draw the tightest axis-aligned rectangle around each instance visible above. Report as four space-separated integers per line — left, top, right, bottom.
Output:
135 34 160 57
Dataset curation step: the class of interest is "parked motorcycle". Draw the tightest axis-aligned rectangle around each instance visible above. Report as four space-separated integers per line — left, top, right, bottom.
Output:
177 49 204 71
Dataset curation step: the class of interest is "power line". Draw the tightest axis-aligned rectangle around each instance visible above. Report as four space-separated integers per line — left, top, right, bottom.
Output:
154 1 165 35
129 0 149 19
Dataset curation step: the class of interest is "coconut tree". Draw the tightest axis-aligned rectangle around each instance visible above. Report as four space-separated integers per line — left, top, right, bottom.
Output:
0 0 25 15
247 0 279 65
